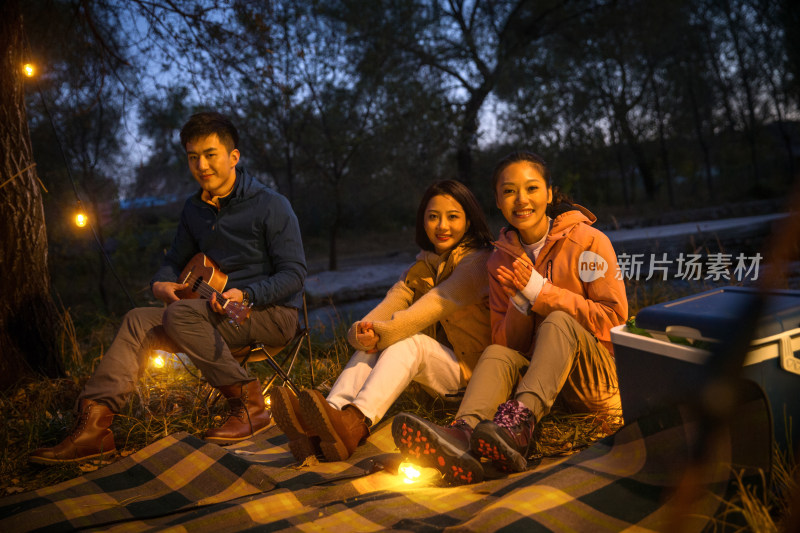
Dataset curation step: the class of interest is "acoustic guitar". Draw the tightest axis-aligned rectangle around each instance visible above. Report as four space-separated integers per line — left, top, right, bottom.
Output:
175 253 252 325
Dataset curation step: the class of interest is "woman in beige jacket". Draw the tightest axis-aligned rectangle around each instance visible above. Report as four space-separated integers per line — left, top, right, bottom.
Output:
273 180 494 462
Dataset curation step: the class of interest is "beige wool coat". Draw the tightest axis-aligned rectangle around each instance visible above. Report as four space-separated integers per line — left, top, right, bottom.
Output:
347 243 492 382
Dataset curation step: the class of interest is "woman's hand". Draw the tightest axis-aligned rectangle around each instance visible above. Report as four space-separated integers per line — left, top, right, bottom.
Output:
497 258 534 293
495 266 518 298
355 321 379 353
511 258 534 287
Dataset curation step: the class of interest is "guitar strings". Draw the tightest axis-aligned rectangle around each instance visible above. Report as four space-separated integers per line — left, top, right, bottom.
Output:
182 273 230 303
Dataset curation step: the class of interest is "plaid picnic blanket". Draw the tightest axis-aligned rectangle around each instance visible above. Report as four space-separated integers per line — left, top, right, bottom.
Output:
1 383 771 532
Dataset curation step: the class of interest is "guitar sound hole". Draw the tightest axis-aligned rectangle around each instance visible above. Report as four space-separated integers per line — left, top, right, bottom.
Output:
192 276 204 292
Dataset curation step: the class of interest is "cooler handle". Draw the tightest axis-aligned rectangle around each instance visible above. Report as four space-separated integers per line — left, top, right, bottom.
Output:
779 334 800 376
665 325 715 342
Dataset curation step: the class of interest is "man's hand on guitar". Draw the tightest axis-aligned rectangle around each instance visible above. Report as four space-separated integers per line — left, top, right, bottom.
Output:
210 288 244 315
153 281 189 304
171 256 252 325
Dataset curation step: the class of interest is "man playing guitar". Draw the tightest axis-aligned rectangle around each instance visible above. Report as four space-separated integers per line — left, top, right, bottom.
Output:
30 112 307 464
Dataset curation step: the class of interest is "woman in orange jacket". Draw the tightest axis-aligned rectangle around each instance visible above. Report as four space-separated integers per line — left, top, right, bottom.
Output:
393 151 627 484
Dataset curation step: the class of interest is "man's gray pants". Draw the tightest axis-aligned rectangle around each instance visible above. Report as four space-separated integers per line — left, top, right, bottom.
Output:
80 299 297 413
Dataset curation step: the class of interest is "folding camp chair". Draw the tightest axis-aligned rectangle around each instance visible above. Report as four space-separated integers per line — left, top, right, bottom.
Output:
206 293 313 404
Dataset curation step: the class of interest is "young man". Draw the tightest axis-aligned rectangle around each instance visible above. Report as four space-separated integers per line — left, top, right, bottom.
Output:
30 112 307 464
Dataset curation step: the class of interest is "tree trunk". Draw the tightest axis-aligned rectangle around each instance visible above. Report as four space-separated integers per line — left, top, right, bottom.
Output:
456 85 491 186
83 183 110 312
281 139 295 204
0 0 63 389
775 119 797 185
685 67 715 200
653 85 675 207
701 21 739 134
615 108 655 200
328 184 341 271
723 0 761 185
612 125 630 208
765 74 796 185
93 222 110 313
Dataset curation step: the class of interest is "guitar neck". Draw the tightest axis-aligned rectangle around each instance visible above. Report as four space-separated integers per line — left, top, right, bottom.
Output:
209 288 231 307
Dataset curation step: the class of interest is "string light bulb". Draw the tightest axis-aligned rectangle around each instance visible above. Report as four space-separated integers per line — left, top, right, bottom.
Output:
23 63 35 77
74 212 88 227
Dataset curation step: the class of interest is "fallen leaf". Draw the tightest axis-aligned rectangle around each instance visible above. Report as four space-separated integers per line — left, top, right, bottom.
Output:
295 455 319 469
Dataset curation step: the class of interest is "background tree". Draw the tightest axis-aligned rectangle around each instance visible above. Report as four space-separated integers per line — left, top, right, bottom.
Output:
290 6 380 271
227 0 456 269
231 1 311 204
326 0 601 185
0 0 63 389
24 0 136 321
30 91 124 314
781 0 800 103
130 87 193 200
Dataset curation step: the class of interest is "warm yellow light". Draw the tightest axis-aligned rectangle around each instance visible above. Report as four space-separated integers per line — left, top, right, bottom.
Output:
399 462 421 484
23 63 35 77
265 395 271 407
151 354 165 369
75 213 88 227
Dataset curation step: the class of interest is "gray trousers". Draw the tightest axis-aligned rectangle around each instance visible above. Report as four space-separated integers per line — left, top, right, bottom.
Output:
80 299 297 413
456 310 621 427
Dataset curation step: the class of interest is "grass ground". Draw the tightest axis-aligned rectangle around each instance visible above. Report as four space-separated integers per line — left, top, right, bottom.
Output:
1 280 797 530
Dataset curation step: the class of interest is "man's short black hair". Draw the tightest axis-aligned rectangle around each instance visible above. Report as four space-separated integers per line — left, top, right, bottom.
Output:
180 112 239 152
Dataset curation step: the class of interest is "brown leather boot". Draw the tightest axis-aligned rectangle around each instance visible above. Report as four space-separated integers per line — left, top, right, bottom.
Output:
29 399 117 465
204 379 272 445
271 386 321 462
298 389 369 461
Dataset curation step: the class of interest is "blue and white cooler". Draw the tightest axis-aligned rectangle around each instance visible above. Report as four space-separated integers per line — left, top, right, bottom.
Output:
610 286 800 455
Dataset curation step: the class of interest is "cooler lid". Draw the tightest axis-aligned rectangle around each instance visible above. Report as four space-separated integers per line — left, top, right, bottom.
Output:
635 286 800 341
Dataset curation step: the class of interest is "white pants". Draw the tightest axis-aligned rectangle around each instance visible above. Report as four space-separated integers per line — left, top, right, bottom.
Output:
326 333 465 423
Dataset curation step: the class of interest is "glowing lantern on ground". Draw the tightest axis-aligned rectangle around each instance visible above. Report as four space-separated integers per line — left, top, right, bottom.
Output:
399 462 422 484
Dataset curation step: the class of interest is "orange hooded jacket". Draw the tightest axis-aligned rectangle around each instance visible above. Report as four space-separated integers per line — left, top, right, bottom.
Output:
488 204 627 355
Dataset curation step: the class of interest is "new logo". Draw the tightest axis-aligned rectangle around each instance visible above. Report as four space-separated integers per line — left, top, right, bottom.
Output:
578 251 608 282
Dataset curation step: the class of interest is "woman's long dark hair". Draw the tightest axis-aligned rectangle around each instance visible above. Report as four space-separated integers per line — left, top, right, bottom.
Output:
415 180 493 252
490 151 574 217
